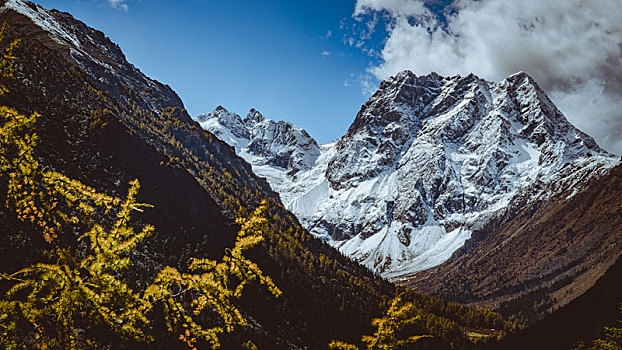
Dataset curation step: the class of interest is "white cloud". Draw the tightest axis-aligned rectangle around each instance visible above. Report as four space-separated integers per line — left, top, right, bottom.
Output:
354 0 430 17
108 0 128 11
326 29 333 38
355 0 622 154
321 51 332 57
550 81 622 156
345 73 379 95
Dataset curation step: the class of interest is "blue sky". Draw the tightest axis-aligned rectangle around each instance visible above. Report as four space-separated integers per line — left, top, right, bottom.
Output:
34 0 622 154
36 0 389 143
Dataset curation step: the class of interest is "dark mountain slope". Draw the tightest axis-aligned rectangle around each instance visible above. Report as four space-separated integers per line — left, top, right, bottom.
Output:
0 2 394 348
0 1 521 348
495 246 622 350
404 164 622 324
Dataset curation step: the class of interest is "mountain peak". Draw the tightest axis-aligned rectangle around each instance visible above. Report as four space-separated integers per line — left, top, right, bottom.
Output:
244 108 265 125
211 105 244 123
196 106 248 142
190 72 616 279
508 70 533 81
315 70 616 275
197 107 321 175
214 105 229 112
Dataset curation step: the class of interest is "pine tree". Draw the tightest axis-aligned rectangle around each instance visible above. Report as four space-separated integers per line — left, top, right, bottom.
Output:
329 294 433 350
0 180 154 349
0 21 19 95
361 295 433 350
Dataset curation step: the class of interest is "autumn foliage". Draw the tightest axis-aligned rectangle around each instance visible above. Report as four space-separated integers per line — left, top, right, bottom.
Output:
0 24 279 349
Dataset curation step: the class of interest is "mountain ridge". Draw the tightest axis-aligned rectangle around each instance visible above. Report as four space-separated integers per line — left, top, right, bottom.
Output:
198 69 618 282
1 0 619 346
0 1 401 347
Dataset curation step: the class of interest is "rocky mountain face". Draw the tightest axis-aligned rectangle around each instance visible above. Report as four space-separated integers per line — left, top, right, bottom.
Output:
1 0 186 118
200 70 618 282
402 163 622 323
197 106 321 175
0 1 399 348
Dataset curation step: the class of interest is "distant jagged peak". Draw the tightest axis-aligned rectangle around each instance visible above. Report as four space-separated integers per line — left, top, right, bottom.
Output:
347 69 604 152
196 106 321 174
196 106 249 141
244 108 266 125
212 105 243 122
197 105 229 121
346 71 489 139
382 70 444 85
494 71 608 157
505 70 536 84
214 105 230 112
496 70 548 103
327 69 609 192
375 70 486 94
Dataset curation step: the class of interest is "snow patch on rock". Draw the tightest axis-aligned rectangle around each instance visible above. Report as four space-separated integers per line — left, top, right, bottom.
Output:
197 71 619 280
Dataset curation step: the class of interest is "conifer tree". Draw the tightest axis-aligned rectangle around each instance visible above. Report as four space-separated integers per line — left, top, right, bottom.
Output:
143 200 281 350
329 294 432 350
0 21 19 95
0 24 279 349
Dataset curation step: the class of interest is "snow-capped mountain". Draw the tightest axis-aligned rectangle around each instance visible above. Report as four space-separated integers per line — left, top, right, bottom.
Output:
197 106 320 176
197 72 618 280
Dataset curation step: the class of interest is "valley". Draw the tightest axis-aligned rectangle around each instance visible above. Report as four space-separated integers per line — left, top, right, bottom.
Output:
0 0 620 349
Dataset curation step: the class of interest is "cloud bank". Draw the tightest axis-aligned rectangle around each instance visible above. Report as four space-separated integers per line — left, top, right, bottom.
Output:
354 0 622 154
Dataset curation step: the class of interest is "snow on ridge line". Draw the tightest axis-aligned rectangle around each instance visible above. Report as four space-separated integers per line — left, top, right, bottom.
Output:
1 0 122 78
196 106 321 176
2 0 82 48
